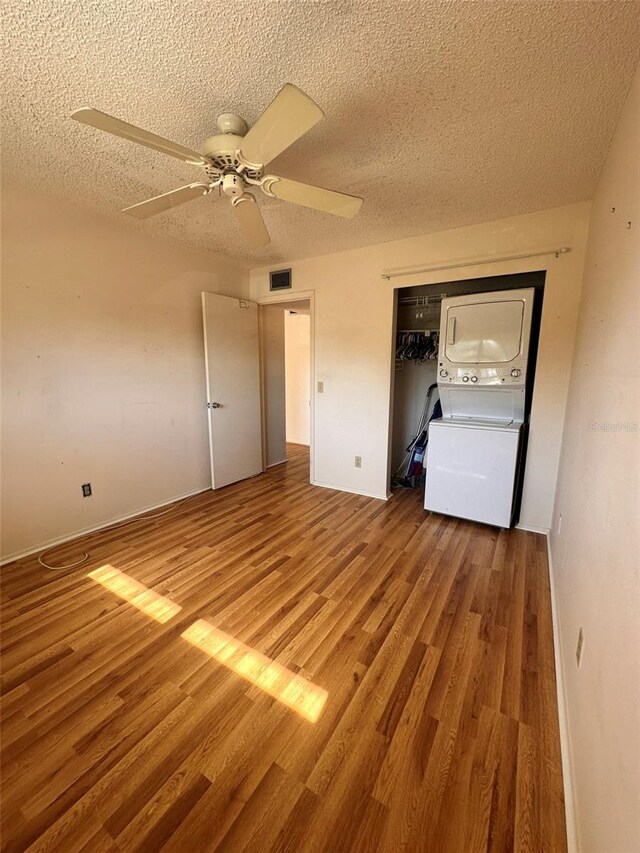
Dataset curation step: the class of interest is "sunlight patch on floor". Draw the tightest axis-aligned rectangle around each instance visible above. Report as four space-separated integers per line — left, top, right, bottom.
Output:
182 619 328 723
87 568 326 721
88 565 181 623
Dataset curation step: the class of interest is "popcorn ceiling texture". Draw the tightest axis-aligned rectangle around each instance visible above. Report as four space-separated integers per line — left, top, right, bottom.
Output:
2 0 638 265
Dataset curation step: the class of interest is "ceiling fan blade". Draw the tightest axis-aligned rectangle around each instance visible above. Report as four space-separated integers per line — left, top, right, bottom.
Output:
238 84 323 167
71 108 208 166
123 183 211 218
266 176 363 219
232 194 270 248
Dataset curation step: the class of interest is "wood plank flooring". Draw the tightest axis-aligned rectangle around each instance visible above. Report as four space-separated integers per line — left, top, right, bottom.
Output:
0 444 567 852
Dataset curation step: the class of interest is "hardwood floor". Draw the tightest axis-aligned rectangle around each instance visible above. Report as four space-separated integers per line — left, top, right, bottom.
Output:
0 444 567 852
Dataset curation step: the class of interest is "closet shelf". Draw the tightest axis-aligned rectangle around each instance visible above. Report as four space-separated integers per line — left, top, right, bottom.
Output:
397 294 444 308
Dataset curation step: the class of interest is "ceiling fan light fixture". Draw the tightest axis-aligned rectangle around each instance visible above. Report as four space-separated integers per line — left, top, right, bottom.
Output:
222 173 244 198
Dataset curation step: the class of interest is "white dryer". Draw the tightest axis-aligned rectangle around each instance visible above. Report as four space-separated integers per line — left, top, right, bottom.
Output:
437 288 534 422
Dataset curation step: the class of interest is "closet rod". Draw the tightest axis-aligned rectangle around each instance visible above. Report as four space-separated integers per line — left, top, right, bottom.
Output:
381 246 571 281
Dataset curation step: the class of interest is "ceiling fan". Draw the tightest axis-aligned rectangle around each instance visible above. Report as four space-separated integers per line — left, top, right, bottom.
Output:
71 84 363 248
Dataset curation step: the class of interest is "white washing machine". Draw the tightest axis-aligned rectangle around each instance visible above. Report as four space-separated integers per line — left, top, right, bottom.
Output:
424 287 535 527
425 417 522 527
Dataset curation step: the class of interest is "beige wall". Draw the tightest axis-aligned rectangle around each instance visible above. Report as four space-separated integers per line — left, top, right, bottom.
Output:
550 69 640 853
261 306 287 466
0 185 248 561
250 202 590 526
284 311 311 445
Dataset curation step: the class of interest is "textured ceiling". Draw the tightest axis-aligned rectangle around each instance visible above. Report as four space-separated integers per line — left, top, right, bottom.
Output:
2 1 639 266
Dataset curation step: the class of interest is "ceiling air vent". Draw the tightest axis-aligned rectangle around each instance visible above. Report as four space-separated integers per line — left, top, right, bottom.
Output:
270 268 292 291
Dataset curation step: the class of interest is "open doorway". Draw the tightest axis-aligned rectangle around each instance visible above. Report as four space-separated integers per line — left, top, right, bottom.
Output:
259 297 313 484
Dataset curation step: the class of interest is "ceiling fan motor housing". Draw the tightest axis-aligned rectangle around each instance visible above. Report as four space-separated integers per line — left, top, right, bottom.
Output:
200 129 263 182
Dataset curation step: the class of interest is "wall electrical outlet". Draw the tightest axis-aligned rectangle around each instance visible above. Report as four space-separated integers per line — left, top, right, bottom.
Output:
81 483 92 497
317 381 324 393
354 456 362 468
576 627 584 667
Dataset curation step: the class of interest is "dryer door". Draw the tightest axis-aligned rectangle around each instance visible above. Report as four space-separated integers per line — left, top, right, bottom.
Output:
444 299 524 364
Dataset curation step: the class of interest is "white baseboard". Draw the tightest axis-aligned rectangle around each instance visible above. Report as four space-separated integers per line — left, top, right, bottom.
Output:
516 522 551 535
310 480 389 502
0 485 210 566
546 534 578 853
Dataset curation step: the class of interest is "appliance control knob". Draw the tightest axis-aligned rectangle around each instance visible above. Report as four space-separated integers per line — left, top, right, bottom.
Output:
439 369 448 377
510 368 522 378
462 375 469 382
470 375 478 382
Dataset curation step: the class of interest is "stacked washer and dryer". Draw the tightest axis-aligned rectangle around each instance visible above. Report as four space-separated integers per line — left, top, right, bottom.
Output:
424 288 535 528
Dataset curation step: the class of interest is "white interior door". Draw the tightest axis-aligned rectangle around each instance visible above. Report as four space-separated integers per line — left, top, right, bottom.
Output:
202 292 263 489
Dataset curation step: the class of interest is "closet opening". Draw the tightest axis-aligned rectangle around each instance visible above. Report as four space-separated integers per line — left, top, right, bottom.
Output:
389 270 545 527
260 298 313 484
